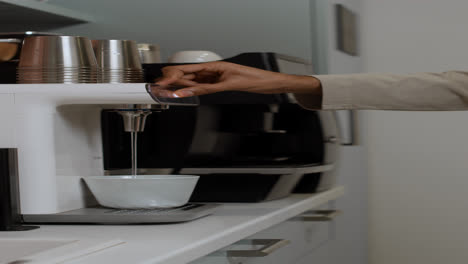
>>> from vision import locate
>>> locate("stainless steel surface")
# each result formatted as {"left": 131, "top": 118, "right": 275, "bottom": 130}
{"left": 19, "top": 36, "right": 97, "bottom": 68}
{"left": 114, "top": 104, "right": 160, "bottom": 175}
{"left": 111, "top": 104, "right": 161, "bottom": 110}
{"left": 0, "top": 32, "right": 61, "bottom": 63}
{"left": 130, "top": 131, "right": 138, "bottom": 175}
{"left": 0, "top": 39, "right": 21, "bottom": 62}
{"left": 0, "top": 31, "right": 60, "bottom": 37}
{"left": 17, "top": 36, "right": 99, "bottom": 83}
{"left": 265, "top": 173, "right": 304, "bottom": 201}
{"left": 117, "top": 109, "right": 152, "bottom": 132}
{"left": 22, "top": 204, "right": 219, "bottom": 224}
{"left": 115, "top": 105, "right": 154, "bottom": 176}
{"left": 180, "top": 164, "right": 334, "bottom": 175}
{"left": 291, "top": 210, "right": 341, "bottom": 221}
{"left": 137, "top": 43, "right": 161, "bottom": 63}
{"left": 92, "top": 39, "right": 144, "bottom": 83}
{"left": 181, "top": 164, "right": 334, "bottom": 202}
{"left": 110, "top": 104, "right": 166, "bottom": 133}
{"left": 209, "top": 239, "right": 290, "bottom": 257}
{"left": 17, "top": 72, "right": 99, "bottom": 83}
{"left": 0, "top": 39, "right": 21, "bottom": 43}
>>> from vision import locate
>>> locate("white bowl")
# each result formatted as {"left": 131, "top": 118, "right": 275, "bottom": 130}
{"left": 168, "top": 50, "right": 222, "bottom": 63}
{"left": 83, "top": 175, "right": 199, "bottom": 209}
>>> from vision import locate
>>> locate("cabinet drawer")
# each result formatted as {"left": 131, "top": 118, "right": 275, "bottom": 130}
{"left": 190, "top": 239, "right": 290, "bottom": 264}
{"left": 243, "top": 214, "right": 332, "bottom": 264}
{"left": 191, "top": 210, "right": 338, "bottom": 264}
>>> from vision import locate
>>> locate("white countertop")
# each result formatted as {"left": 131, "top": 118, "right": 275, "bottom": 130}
{"left": 0, "top": 186, "right": 344, "bottom": 264}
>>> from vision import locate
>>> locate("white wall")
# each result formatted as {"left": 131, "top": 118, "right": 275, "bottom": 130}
{"left": 360, "top": 1, "right": 468, "bottom": 263}
{"left": 49, "top": 0, "right": 313, "bottom": 62}
{"left": 324, "top": 0, "right": 363, "bottom": 75}
{"left": 321, "top": 1, "right": 368, "bottom": 264}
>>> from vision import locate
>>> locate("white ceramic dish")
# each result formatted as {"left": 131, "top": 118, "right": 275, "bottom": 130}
{"left": 168, "top": 50, "right": 222, "bottom": 63}
{"left": 83, "top": 175, "right": 199, "bottom": 209}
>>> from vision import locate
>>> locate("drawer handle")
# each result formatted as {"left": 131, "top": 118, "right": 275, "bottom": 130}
{"left": 325, "top": 136, "right": 338, "bottom": 143}
{"left": 296, "top": 210, "right": 341, "bottom": 221}
{"left": 226, "top": 239, "right": 290, "bottom": 257}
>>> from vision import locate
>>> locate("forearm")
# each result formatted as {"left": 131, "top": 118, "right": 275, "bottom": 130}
{"left": 294, "top": 71, "right": 468, "bottom": 111}
{"left": 281, "top": 74, "right": 322, "bottom": 109}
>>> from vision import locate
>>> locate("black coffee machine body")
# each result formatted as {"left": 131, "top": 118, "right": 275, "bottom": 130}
{"left": 101, "top": 53, "right": 340, "bottom": 202}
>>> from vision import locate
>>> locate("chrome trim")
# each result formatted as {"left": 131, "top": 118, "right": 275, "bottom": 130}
{"left": 325, "top": 136, "right": 338, "bottom": 143}
{"left": 0, "top": 38, "right": 21, "bottom": 43}
{"left": 292, "top": 210, "right": 341, "bottom": 222}
{"left": 209, "top": 239, "right": 290, "bottom": 258}
{"left": 275, "top": 53, "right": 312, "bottom": 65}
{"left": 180, "top": 164, "right": 334, "bottom": 175}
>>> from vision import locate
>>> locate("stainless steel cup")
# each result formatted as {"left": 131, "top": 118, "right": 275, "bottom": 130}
{"left": 19, "top": 36, "right": 98, "bottom": 68}
{"left": 92, "top": 39, "right": 144, "bottom": 83}
{"left": 137, "top": 43, "right": 161, "bottom": 63}
{"left": 0, "top": 32, "right": 61, "bottom": 62}
{"left": 17, "top": 36, "right": 99, "bottom": 84}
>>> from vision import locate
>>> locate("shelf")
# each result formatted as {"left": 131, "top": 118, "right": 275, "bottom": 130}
{"left": 0, "top": 0, "right": 93, "bottom": 31}
{"left": 0, "top": 187, "right": 344, "bottom": 264}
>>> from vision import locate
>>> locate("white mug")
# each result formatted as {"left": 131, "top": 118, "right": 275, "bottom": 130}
{"left": 168, "top": 50, "right": 222, "bottom": 63}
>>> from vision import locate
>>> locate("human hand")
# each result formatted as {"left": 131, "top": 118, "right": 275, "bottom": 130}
{"left": 155, "top": 61, "right": 322, "bottom": 98}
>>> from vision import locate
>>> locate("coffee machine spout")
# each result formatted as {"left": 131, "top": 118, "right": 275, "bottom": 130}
{"left": 118, "top": 110, "right": 151, "bottom": 133}
{"left": 115, "top": 104, "right": 168, "bottom": 132}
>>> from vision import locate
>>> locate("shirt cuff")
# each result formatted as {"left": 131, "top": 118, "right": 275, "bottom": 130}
{"left": 293, "top": 74, "right": 353, "bottom": 110}
{"left": 315, "top": 74, "right": 353, "bottom": 110}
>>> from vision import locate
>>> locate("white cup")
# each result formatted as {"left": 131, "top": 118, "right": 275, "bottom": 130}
{"left": 168, "top": 50, "right": 222, "bottom": 63}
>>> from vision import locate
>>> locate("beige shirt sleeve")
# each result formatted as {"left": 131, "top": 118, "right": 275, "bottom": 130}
{"left": 294, "top": 71, "right": 468, "bottom": 111}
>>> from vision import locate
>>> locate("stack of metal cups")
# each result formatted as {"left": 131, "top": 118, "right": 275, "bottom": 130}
{"left": 17, "top": 36, "right": 100, "bottom": 84}
{"left": 92, "top": 40, "right": 144, "bottom": 83}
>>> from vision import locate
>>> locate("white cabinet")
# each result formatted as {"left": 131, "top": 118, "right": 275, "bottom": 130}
{"left": 190, "top": 209, "right": 338, "bottom": 264}
{"left": 191, "top": 146, "right": 367, "bottom": 264}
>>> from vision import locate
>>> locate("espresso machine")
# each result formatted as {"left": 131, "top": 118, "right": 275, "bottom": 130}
{"left": 104, "top": 52, "right": 340, "bottom": 202}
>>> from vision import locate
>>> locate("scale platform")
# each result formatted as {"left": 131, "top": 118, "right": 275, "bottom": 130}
{"left": 21, "top": 204, "right": 219, "bottom": 224}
